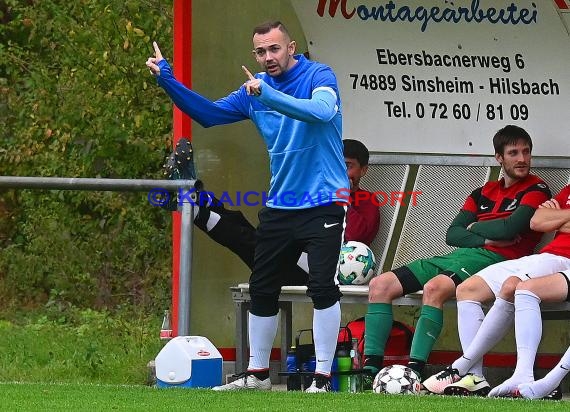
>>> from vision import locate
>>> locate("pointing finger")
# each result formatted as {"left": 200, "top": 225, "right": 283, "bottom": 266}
{"left": 242, "top": 65, "right": 255, "bottom": 80}
{"left": 153, "top": 41, "right": 163, "bottom": 60}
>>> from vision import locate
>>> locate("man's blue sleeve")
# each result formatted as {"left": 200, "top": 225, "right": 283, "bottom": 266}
{"left": 256, "top": 66, "right": 339, "bottom": 123}
{"left": 257, "top": 83, "right": 338, "bottom": 123}
{"left": 156, "top": 60, "right": 248, "bottom": 127}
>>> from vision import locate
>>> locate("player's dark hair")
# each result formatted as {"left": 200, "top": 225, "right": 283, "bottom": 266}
{"left": 343, "top": 139, "right": 369, "bottom": 166}
{"left": 253, "top": 21, "right": 290, "bottom": 38}
{"left": 493, "top": 125, "right": 533, "bottom": 155}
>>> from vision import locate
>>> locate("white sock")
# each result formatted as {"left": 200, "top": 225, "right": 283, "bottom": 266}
{"left": 247, "top": 313, "right": 278, "bottom": 370}
{"left": 488, "top": 291, "right": 540, "bottom": 397}
{"left": 192, "top": 193, "right": 219, "bottom": 232}
{"left": 512, "top": 290, "right": 542, "bottom": 377}
{"left": 205, "top": 211, "right": 220, "bottom": 231}
{"left": 518, "top": 345, "right": 570, "bottom": 399}
{"left": 192, "top": 204, "right": 201, "bottom": 220}
{"left": 455, "top": 298, "right": 514, "bottom": 377}
{"left": 313, "top": 302, "right": 341, "bottom": 375}
{"left": 190, "top": 192, "right": 207, "bottom": 218}
{"left": 453, "top": 300, "right": 485, "bottom": 376}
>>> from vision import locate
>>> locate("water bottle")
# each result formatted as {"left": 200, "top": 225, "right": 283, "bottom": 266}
{"left": 160, "top": 309, "right": 172, "bottom": 340}
{"left": 286, "top": 347, "right": 302, "bottom": 391}
{"left": 336, "top": 348, "right": 352, "bottom": 392}
{"left": 350, "top": 338, "right": 362, "bottom": 392}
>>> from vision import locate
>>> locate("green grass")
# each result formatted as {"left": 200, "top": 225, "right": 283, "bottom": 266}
{"left": 0, "top": 310, "right": 162, "bottom": 384}
{"left": 0, "top": 383, "right": 567, "bottom": 411}
{"left": 0, "top": 311, "right": 567, "bottom": 410}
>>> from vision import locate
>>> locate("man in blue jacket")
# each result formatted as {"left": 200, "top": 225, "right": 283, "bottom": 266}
{"left": 147, "top": 20, "right": 348, "bottom": 392}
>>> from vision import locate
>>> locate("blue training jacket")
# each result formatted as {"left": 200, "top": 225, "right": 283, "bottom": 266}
{"left": 155, "top": 54, "right": 349, "bottom": 209}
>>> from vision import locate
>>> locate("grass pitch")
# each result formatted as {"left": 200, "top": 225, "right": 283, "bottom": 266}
{"left": 0, "top": 382, "right": 567, "bottom": 411}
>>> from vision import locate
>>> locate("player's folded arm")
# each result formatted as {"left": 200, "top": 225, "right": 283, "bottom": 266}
{"left": 446, "top": 210, "right": 486, "bottom": 248}
{"left": 468, "top": 205, "right": 536, "bottom": 240}
{"left": 531, "top": 206, "right": 570, "bottom": 233}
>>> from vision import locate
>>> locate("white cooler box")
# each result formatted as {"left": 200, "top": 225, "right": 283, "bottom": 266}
{"left": 155, "top": 336, "right": 222, "bottom": 388}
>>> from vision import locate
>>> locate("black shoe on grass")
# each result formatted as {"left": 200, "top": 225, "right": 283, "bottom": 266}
{"left": 542, "top": 385, "right": 562, "bottom": 401}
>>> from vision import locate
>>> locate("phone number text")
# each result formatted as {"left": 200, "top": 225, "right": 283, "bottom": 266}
{"left": 384, "top": 101, "right": 529, "bottom": 121}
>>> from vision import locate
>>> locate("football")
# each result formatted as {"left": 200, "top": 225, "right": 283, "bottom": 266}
{"left": 372, "top": 364, "right": 421, "bottom": 395}
{"left": 337, "top": 241, "right": 376, "bottom": 285}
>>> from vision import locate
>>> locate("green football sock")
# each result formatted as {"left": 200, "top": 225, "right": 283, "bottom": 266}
{"left": 364, "top": 303, "right": 393, "bottom": 361}
{"left": 409, "top": 305, "right": 443, "bottom": 362}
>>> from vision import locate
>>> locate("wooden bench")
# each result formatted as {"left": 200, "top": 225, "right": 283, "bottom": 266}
{"left": 231, "top": 154, "right": 570, "bottom": 372}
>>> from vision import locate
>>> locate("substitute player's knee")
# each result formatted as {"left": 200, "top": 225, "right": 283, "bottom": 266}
{"left": 498, "top": 276, "right": 522, "bottom": 302}
{"left": 368, "top": 273, "right": 399, "bottom": 301}
{"left": 456, "top": 276, "right": 483, "bottom": 300}
{"left": 422, "top": 275, "right": 455, "bottom": 306}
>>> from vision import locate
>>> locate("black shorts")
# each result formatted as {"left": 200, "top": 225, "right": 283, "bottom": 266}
{"left": 195, "top": 207, "right": 308, "bottom": 286}
{"left": 249, "top": 203, "right": 346, "bottom": 315}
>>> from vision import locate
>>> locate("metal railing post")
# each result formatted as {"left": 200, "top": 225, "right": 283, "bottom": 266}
{"left": 177, "top": 195, "right": 194, "bottom": 336}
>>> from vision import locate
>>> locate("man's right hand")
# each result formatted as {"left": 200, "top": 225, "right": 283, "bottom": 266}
{"left": 538, "top": 198, "right": 560, "bottom": 209}
{"left": 146, "top": 41, "right": 164, "bottom": 76}
{"left": 242, "top": 65, "right": 262, "bottom": 96}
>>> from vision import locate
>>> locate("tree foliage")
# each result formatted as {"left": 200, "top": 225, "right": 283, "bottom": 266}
{"left": 0, "top": 0, "right": 176, "bottom": 314}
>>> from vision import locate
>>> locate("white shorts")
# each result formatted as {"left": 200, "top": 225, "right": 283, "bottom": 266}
{"left": 475, "top": 253, "right": 570, "bottom": 296}
{"left": 561, "top": 269, "right": 570, "bottom": 301}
